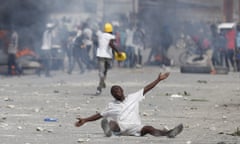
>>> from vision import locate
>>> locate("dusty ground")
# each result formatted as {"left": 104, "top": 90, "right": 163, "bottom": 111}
{"left": 0, "top": 66, "right": 240, "bottom": 144}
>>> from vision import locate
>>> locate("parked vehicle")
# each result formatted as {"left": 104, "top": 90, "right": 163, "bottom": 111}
{"left": 0, "top": 48, "right": 41, "bottom": 75}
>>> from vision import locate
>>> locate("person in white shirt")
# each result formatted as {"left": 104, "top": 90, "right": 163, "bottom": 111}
{"left": 125, "top": 26, "right": 136, "bottom": 68}
{"left": 83, "top": 26, "right": 93, "bottom": 54}
{"left": 37, "top": 23, "right": 54, "bottom": 77}
{"left": 95, "top": 23, "right": 121, "bottom": 95}
{"left": 7, "top": 28, "right": 22, "bottom": 75}
{"left": 133, "top": 24, "right": 145, "bottom": 68}
{"left": 75, "top": 72, "right": 183, "bottom": 138}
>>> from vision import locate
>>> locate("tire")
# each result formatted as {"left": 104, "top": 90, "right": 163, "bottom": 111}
{"left": 180, "top": 65, "right": 211, "bottom": 74}
{"left": 215, "top": 66, "right": 229, "bottom": 74}
{"left": 179, "top": 52, "right": 188, "bottom": 65}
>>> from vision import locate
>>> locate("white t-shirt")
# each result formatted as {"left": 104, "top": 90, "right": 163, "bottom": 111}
{"left": 101, "top": 89, "right": 145, "bottom": 135}
{"left": 8, "top": 31, "right": 18, "bottom": 54}
{"left": 41, "top": 30, "right": 52, "bottom": 50}
{"left": 83, "top": 28, "right": 93, "bottom": 46}
{"left": 126, "top": 28, "right": 135, "bottom": 47}
{"left": 96, "top": 31, "right": 115, "bottom": 59}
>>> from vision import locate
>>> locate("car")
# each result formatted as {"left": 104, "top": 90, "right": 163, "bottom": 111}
{"left": 0, "top": 48, "right": 41, "bottom": 75}
{"left": 0, "top": 49, "right": 8, "bottom": 65}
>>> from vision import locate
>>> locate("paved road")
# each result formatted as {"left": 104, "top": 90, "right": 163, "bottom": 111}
{"left": 0, "top": 66, "right": 239, "bottom": 144}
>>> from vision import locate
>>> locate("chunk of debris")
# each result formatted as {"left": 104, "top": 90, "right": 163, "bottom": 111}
{"left": 197, "top": 80, "right": 207, "bottom": 84}
{"left": 36, "top": 127, "right": 44, "bottom": 132}
{"left": 4, "top": 97, "right": 13, "bottom": 101}
{"left": 53, "top": 90, "right": 59, "bottom": 93}
{"left": 217, "top": 142, "right": 226, "bottom": 144}
{"left": 77, "top": 138, "right": 90, "bottom": 143}
{"left": 17, "top": 126, "right": 23, "bottom": 130}
{"left": 190, "top": 99, "right": 208, "bottom": 102}
{"left": 171, "top": 94, "right": 183, "bottom": 98}
{"left": 6, "top": 105, "right": 15, "bottom": 109}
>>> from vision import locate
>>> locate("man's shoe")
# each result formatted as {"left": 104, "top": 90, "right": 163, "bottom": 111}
{"left": 167, "top": 124, "right": 183, "bottom": 138}
{"left": 95, "top": 87, "right": 102, "bottom": 96}
{"left": 101, "top": 119, "right": 112, "bottom": 137}
{"left": 210, "top": 69, "right": 216, "bottom": 75}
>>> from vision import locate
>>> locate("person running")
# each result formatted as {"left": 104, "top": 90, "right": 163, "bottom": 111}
{"left": 75, "top": 72, "right": 183, "bottom": 138}
{"left": 95, "top": 23, "right": 121, "bottom": 95}
{"left": 67, "top": 31, "right": 86, "bottom": 74}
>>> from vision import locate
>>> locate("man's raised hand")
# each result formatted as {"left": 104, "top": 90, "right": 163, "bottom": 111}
{"left": 158, "top": 72, "right": 170, "bottom": 81}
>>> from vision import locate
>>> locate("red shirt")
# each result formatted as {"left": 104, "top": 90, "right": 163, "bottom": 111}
{"left": 226, "top": 29, "right": 236, "bottom": 50}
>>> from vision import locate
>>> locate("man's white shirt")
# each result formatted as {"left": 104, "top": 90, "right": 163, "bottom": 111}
{"left": 96, "top": 31, "right": 115, "bottom": 59}
{"left": 101, "top": 89, "right": 145, "bottom": 128}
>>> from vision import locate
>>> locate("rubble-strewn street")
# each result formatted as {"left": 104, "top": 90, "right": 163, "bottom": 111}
{"left": 0, "top": 66, "right": 239, "bottom": 144}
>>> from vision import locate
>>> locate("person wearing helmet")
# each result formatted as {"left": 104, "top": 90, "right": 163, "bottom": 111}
{"left": 95, "top": 22, "right": 121, "bottom": 95}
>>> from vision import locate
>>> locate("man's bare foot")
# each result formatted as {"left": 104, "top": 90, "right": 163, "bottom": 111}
{"left": 167, "top": 123, "right": 183, "bottom": 138}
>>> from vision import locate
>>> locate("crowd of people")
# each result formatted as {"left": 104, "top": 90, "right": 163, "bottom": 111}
{"left": 176, "top": 21, "right": 240, "bottom": 73}
{"left": 3, "top": 16, "right": 240, "bottom": 78}
{"left": 34, "top": 17, "right": 149, "bottom": 77}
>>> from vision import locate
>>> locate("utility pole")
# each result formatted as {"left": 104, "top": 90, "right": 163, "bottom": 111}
{"left": 223, "top": 0, "right": 234, "bottom": 22}
{"left": 239, "top": 0, "right": 240, "bottom": 22}
{"left": 131, "top": 0, "right": 138, "bottom": 26}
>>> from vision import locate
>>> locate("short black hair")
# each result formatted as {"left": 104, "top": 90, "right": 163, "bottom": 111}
{"left": 110, "top": 85, "right": 120, "bottom": 95}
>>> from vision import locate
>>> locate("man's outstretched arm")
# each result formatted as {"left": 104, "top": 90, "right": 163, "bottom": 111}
{"left": 143, "top": 72, "right": 170, "bottom": 95}
{"left": 75, "top": 113, "right": 102, "bottom": 127}
{"left": 109, "top": 39, "right": 122, "bottom": 56}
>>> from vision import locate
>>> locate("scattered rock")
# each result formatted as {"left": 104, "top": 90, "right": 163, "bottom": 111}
{"left": 17, "top": 126, "right": 23, "bottom": 130}
{"left": 77, "top": 138, "right": 90, "bottom": 143}
{"left": 6, "top": 105, "right": 15, "bottom": 109}
{"left": 0, "top": 123, "right": 9, "bottom": 128}
{"left": 210, "top": 126, "right": 216, "bottom": 131}
{"left": 171, "top": 94, "right": 183, "bottom": 98}
{"left": 217, "top": 142, "right": 226, "bottom": 144}
{"left": 142, "top": 112, "right": 148, "bottom": 116}
{"left": 190, "top": 99, "right": 208, "bottom": 102}
{"left": 167, "top": 91, "right": 191, "bottom": 99}
{"left": 46, "top": 129, "right": 54, "bottom": 133}
{"left": 222, "top": 115, "right": 227, "bottom": 120}
{"left": 36, "top": 127, "right": 44, "bottom": 132}
{"left": 34, "top": 108, "right": 40, "bottom": 113}
{"left": 183, "top": 91, "right": 191, "bottom": 96}
{"left": 190, "top": 107, "right": 198, "bottom": 110}
{"left": 53, "top": 90, "right": 59, "bottom": 93}
{"left": 1, "top": 116, "right": 7, "bottom": 121}
{"left": 4, "top": 97, "right": 13, "bottom": 101}
{"left": 197, "top": 80, "right": 207, "bottom": 84}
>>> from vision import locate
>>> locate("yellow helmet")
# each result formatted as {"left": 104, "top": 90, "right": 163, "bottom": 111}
{"left": 104, "top": 23, "right": 113, "bottom": 33}
{"left": 114, "top": 52, "right": 127, "bottom": 61}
